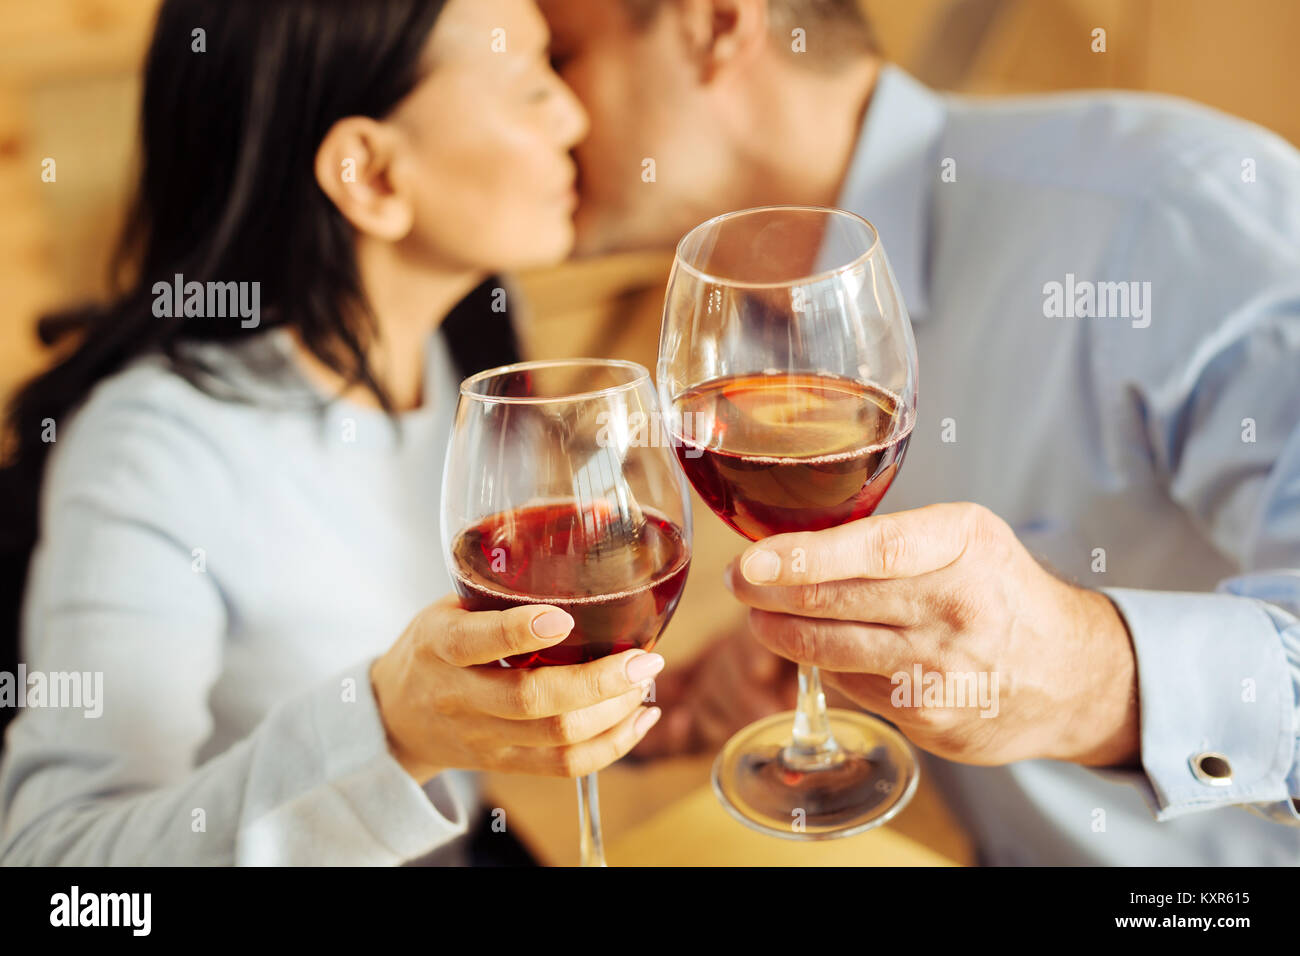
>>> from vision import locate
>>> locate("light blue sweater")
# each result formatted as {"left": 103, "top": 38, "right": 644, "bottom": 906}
{"left": 1, "top": 328, "right": 480, "bottom": 864}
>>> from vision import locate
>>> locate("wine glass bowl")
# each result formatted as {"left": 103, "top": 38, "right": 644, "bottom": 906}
{"left": 669, "top": 372, "right": 911, "bottom": 541}
{"left": 442, "top": 358, "right": 693, "bottom": 865}
{"left": 658, "top": 205, "right": 920, "bottom": 840}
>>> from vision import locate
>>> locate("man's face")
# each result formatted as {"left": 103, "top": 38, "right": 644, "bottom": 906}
{"left": 541, "top": 0, "right": 740, "bottom": 256}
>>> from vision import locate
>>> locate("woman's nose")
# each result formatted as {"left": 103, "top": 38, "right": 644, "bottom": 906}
{"left": 553, "top": 79, "right": 590, "bottom": 150}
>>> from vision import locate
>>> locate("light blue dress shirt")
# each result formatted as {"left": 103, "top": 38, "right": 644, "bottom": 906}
{"left": 836, "top": 66, "right": 1300, "bottom": 864}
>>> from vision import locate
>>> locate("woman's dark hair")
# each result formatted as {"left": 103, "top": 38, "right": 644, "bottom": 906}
{"left": 0, "top": 0, "right": 519, "bottom": 731}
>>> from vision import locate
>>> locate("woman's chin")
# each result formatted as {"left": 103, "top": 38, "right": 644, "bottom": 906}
{"left": 502, "top": 220, "right": 578, "bottom": 271}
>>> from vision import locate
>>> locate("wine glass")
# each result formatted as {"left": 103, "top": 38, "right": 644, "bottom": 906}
{"left": 657, "top": 205, "right": 919, "bottom": 840}
{"left": 441, "top": 358, "right": 693, "bottom": 866}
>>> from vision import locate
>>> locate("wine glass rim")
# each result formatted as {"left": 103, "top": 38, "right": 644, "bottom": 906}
{"left": 458, "top": 357, "right": 652, "bottom": 405}
{"left": 672, "top": 204, "right": 881, "bottom": 289}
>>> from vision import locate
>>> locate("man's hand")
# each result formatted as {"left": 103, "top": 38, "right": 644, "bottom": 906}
{"left": 723, "top": 502, "right": 1141, "bottom": 768}
{"left": 632, "top": 624, "right": 798, "bottom": 759}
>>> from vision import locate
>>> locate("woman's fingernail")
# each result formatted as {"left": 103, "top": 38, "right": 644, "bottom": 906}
{"left": 722, "top": 563, "right": 735, "bottom": 590}
{"left": 531, "top": 609, "right": 573, "bottom": 639}
{"left": 742, "top": 549, "right": 780, "bottom": 583}
{"left": 625, "top": 651, "right": 665, "bottom": 683}
{"left": 635, "top": 707, "right": 662, "bottom": 735}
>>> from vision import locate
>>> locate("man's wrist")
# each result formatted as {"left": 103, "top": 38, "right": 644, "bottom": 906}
{"left": 1058, "top": 587, "right": 1141, "bottom": 767}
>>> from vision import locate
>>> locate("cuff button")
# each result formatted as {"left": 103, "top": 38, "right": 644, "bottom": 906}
{"left": 1190, "top": 752, "right": 1233, "bottom": 786}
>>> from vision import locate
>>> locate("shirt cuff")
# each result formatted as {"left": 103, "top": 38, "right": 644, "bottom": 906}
{"left": 239, "top": 658, "right": 472, "bottom": 864}
{"left": 1098, "top": 588, "right": 1299, "bottom": 823}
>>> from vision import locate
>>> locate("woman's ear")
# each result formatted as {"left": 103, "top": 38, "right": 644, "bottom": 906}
{"left": 314, "top": 117, "right": 415, "bottom": 241}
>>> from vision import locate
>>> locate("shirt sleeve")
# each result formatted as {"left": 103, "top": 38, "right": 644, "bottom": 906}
{"left": 0, "top": 390, "right": 471, "bottom": 864}
{"left": 1092, "top": 131, "right": 1300, "bottom": 824}
{"left": 1098, "top": 586, "right": 1300, "bottom": 824}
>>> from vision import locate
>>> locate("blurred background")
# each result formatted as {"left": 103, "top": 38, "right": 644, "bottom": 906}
{"left": 2, "top": 0, "right": 1297, "bottom": 864}
{"left": 3, "top": 0, "right": 1297, "bottom": 400}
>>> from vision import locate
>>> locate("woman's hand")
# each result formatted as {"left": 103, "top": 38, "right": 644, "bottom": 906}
{"left": 370, "top": 595, "right": 665, "bottom": 782}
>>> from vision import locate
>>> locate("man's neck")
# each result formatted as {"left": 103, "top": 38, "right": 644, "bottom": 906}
{"left": 733, "top": 56, "right": 881, "bottom": 209}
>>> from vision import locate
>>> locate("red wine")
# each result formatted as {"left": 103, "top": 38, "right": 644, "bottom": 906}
{"left": 450, "top": 502, "right": 690, "bottom": 668}
{"left": 672, "top": 373, "right": 911, "bottom": 540}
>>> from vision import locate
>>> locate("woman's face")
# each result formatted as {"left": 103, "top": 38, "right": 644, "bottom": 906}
{"left": 389, "top": 0, "right": 588, "bottom": 272}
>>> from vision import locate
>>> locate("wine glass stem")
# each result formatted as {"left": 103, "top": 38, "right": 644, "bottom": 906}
{"left": 784, "top": 664, "right": 843, "bottom": 771}
{"left": 576, "top": 773, "right": 607, "bottom": 867}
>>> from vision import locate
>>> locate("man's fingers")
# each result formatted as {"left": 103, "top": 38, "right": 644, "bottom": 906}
{"left": 631, "top": 703, "right": 695, "bottom": 758}
{"left": 737, "top": 502, "right": 987, "bottom": 585}
{"left": 692, "top": 692, "right": 741, "bottom": 747}
{"left": 746, "top": 609, "right": 912, "bottom": 676}
{"left": 498, "top": 705, "right": 663, "bottom": 777}
{"left": 419, "top": 595, "right": 575, "bottom": 667}
{"left": 457, "top": 647, "right": 662, "bottom": 718}
{"left": 742, "top": 637, "right": 790, "bottom": 682}
{"left": 725, "top": 562, "right": 924, "bottom": 625}
{"left": 821, "top": 671, "right": 901, "bottom": 716}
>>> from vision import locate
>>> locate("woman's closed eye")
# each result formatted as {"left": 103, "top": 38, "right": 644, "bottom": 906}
{"left": 523, "top": 59, "right": 562, "bottom": 103}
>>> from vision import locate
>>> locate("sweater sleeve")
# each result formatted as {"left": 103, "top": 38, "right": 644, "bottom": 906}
{"left": 0, "top": 385, "right": 471, "bottom": 864}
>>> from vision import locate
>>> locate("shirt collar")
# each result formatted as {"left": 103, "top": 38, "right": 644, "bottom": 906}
{"left": 834, "top": 65, "right": 947, "bottom": 321}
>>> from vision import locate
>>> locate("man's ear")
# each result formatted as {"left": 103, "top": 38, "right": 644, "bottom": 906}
{"left": 679, "top": 0, "right": 769, "bottom": 82}
{"left": 314, "top": 116, "right": 414, "bottom": 241}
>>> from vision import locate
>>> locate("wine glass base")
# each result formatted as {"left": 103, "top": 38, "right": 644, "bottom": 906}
{"left": 711, "top": 709, "right": 919, "bottom": 841}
